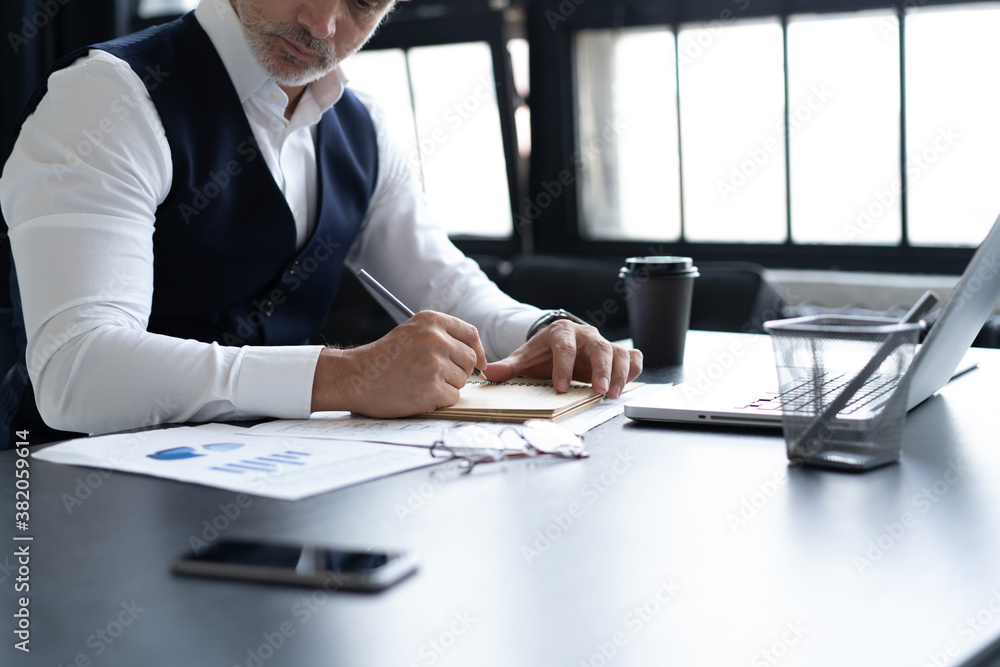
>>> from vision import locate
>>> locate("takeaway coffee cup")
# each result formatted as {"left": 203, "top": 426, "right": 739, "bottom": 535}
{"left": 619, "top": 256, "right": 699, "bottom": 367}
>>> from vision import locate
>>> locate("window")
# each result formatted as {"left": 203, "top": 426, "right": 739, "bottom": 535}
{"left": 575, "top": 27, "right": 681, "bottom": 241}
{"left": 530, "top": 0, "right": 1000, "bottom": 272}
{"left": 905, "top": 3, "right": 1000, "bottom": 247}
{"left": 570, "top": 2, "right": 1000, "bottom": 252}
{"left": 678, "top": 18, "right": 786, "bottom": 244}
{"left": 137, "top": 0, "right": 196, "bottom": 18}
{"left": 787, "top": 10, "right": 900, "bottom": 245}
{"left": 348, "top": 42, "right": 514, "bottom": 238}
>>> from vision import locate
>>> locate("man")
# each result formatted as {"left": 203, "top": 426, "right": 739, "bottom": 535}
{"left": 0, "top": 0, "right": 641, "bottom": 446}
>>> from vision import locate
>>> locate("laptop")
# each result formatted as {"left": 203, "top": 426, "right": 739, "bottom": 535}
{"left": 625, "top": 211, "right": 1000, "bottom": 427}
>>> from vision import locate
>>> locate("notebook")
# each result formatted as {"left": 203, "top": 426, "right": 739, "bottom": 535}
{"left": 422, "top": 377, "right": 643, "bottom": 423}
{"left": 625, "top": 211, "right": 1000, "bottom": 427}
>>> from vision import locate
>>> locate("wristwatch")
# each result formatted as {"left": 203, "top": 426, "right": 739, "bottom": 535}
{"left": 527, "top": 309, "right": 588, "bottom": 340}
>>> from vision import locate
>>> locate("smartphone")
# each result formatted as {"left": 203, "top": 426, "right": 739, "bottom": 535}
{"left": 172, "top": 539, "right": 417, "bottom": 591}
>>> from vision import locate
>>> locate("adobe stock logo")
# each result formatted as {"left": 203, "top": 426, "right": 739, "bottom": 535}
{"left": 844, "top": 126, "right": 959, "bottom": 241}
{"left": 512, "top": 118, "right": 627, "bottom": 234}
{"left": 715, "top": 84, "right": 834, "bottom": 203}
{"left": 545, "top": 0, "right": 586, "bottom": 30}
{"left": 179, "top": 134, "right": 260, "bottom": 224}
{"left": 51, "top": 63, "right": 170, "bottom": 182}
{"left": 7, "top": 0, "right": 72, "bottom": 53}
{"left": 408, "top": 77, "right": 498, "bottom": 169}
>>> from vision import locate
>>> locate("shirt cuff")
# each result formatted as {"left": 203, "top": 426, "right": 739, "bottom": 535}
{"left": 507, "top": 308, "right": 546, "bottom": 349}
{"left": 235, "top": 345, "right": 324, "bottom": 420}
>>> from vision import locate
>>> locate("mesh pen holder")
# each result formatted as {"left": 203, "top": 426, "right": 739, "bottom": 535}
{"left": 763, "top": 315, "right": 925, "bottom": 470}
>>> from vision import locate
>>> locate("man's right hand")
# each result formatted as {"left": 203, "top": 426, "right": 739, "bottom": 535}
{"left": 310, "top": 310, "right": 488, "bottom": 418}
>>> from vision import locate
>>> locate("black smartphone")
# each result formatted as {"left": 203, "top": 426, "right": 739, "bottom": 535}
{"left": 172, "top": 539, "right": 417, "bottom": 591}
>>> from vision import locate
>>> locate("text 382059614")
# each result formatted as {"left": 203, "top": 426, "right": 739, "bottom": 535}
{"left": 13, "top": 429, "right": 32, "bottom": 653}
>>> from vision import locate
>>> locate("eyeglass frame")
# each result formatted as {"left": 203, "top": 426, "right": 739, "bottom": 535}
{"left": 429, "top": 420, "right": 588, "bottom": 472}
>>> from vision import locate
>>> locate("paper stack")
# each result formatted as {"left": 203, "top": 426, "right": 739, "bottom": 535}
{"left": 421, "top": 377, "right": 611, "bottom": 423}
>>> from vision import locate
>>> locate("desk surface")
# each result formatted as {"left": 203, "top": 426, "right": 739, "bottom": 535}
{"left": 4, "top": 330, "right": 1000, "bottom": 667}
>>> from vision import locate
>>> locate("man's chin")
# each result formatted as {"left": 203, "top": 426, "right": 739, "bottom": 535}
{"left": 271, "top": 62, "right": 338, "bottom": 88}
{"left": 275, "top": 73, "right": 319, "bottom": 87}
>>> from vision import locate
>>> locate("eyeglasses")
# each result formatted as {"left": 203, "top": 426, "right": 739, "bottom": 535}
{"left": 430, "top": 420, "right": 588, "bottom": 472}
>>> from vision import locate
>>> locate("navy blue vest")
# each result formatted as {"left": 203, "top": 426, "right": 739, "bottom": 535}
{"left": 1, "top": 13, "right": 378, "bottom": 447}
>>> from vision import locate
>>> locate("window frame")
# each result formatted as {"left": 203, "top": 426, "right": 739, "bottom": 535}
{"left": 526, "top": 0, "right": 988, "bottom": 274}
{"left": 363, "top": 3, "right": 526, "bottom": 257}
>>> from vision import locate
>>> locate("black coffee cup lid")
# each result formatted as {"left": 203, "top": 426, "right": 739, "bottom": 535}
{"left": 623, "top": 256, "right": 697, "bottom": 276}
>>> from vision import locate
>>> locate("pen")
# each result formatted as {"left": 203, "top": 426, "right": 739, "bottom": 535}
{"left": 356, "top": 269, "right": 484, "bottom": 377}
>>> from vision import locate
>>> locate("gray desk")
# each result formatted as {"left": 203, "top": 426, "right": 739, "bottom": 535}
{"left": 4, "top": 330, "right": 1000, "bottom": 666}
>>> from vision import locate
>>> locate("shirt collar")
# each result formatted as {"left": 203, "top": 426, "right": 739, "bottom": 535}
{"left": 194, "top": 0, "right": 346, "bottom": 113}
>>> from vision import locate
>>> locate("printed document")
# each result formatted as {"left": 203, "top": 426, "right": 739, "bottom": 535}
{"left": 31, "top": 424, "right": 435, "bottom": 501}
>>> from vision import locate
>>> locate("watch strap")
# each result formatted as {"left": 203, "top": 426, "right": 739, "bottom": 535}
{"left": 527, "top": 309, "right": 588, "bottom": 340}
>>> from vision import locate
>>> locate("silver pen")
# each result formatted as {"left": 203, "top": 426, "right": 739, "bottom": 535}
{"left": 356, "top": 269, "right": 484, "bottom": 377}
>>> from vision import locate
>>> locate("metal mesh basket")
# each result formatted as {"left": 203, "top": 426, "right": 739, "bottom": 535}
{"left": 763, "top": 315, "right": 924, "bottom": 470}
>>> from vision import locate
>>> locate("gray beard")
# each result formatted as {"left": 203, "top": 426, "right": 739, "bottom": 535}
{"left": 240, "top": 22, "right": 339, "bottom": 87}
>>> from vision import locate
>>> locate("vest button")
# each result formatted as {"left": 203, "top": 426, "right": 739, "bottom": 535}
{"left": 287, "top": 262, "right": 301, "bottom": 277}
{"left": 260, "top": 300, "right": 276, "bottom": 317}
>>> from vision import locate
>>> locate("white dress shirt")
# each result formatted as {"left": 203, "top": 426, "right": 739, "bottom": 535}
{"left": 0, "top": 0, "right": 540, "bottom": 435}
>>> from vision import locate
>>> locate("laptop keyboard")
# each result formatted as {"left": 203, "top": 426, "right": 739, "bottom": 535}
{"left": 739, "top": 372, "right": 898, "bottom": 415}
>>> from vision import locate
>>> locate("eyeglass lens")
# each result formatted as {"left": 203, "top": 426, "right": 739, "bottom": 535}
{"left": 518, "top": 420, "right": 587, "bottom": 458}
{"left": 437, "top": 425, "right": 507, "bottom": 461}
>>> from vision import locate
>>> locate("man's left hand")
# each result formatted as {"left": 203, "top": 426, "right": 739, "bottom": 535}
{"left": 484, "top": 321, "right": 642, "bottom": 399}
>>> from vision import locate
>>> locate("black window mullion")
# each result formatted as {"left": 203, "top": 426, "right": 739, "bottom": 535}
{"left": 673, "top": 23, "right": 686, "bottom": 242}
{"left": 782, "top": 15, "right": 793, "bottom": 246}
{"left": 402, "top": 50, "right": 426, "bottom": 196}
{"left": 898, "top": 5, "right": 911, "bottom": 249}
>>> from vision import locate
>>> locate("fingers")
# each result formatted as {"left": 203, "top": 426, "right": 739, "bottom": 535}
{"left": 312, "top": 311, "right": 488, "bottom": 418}
{"left": 386, "top": 314, "right": 642, "bottom": 405}
{"left": 483, "top": 358, "right": 517, "bottom": 384}
{"left": 604, "top": 348, "right": 642, "bottom": 399}
{"left": 546, "top": 322, "right": 578, "bottom": 393}
{"left": 574, "top": 329, "right": 635, "bottom": 399}
{"left": 402, "top": 310, "right": 485, "bottom": 380}
{"left": 485, "top": 335, "right": 554, "bottom": 383}
{"left": 433, "top": 311, "right": 488, "bottom": 377}
{"left": 627, "top": 349, "right": 644, "bottom": 383}
{"left": 603, "top": 344, "right": 632, "bottom": 399}
{"left": 544, "top": 323, "right": 642, "bottom": 399}
{"left": 585, "top": 337, "right": 615, "bottom": 397}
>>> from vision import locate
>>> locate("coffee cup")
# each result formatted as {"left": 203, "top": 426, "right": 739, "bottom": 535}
{"left": 619, "top": 256, "right": 699, "bottom": 367}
